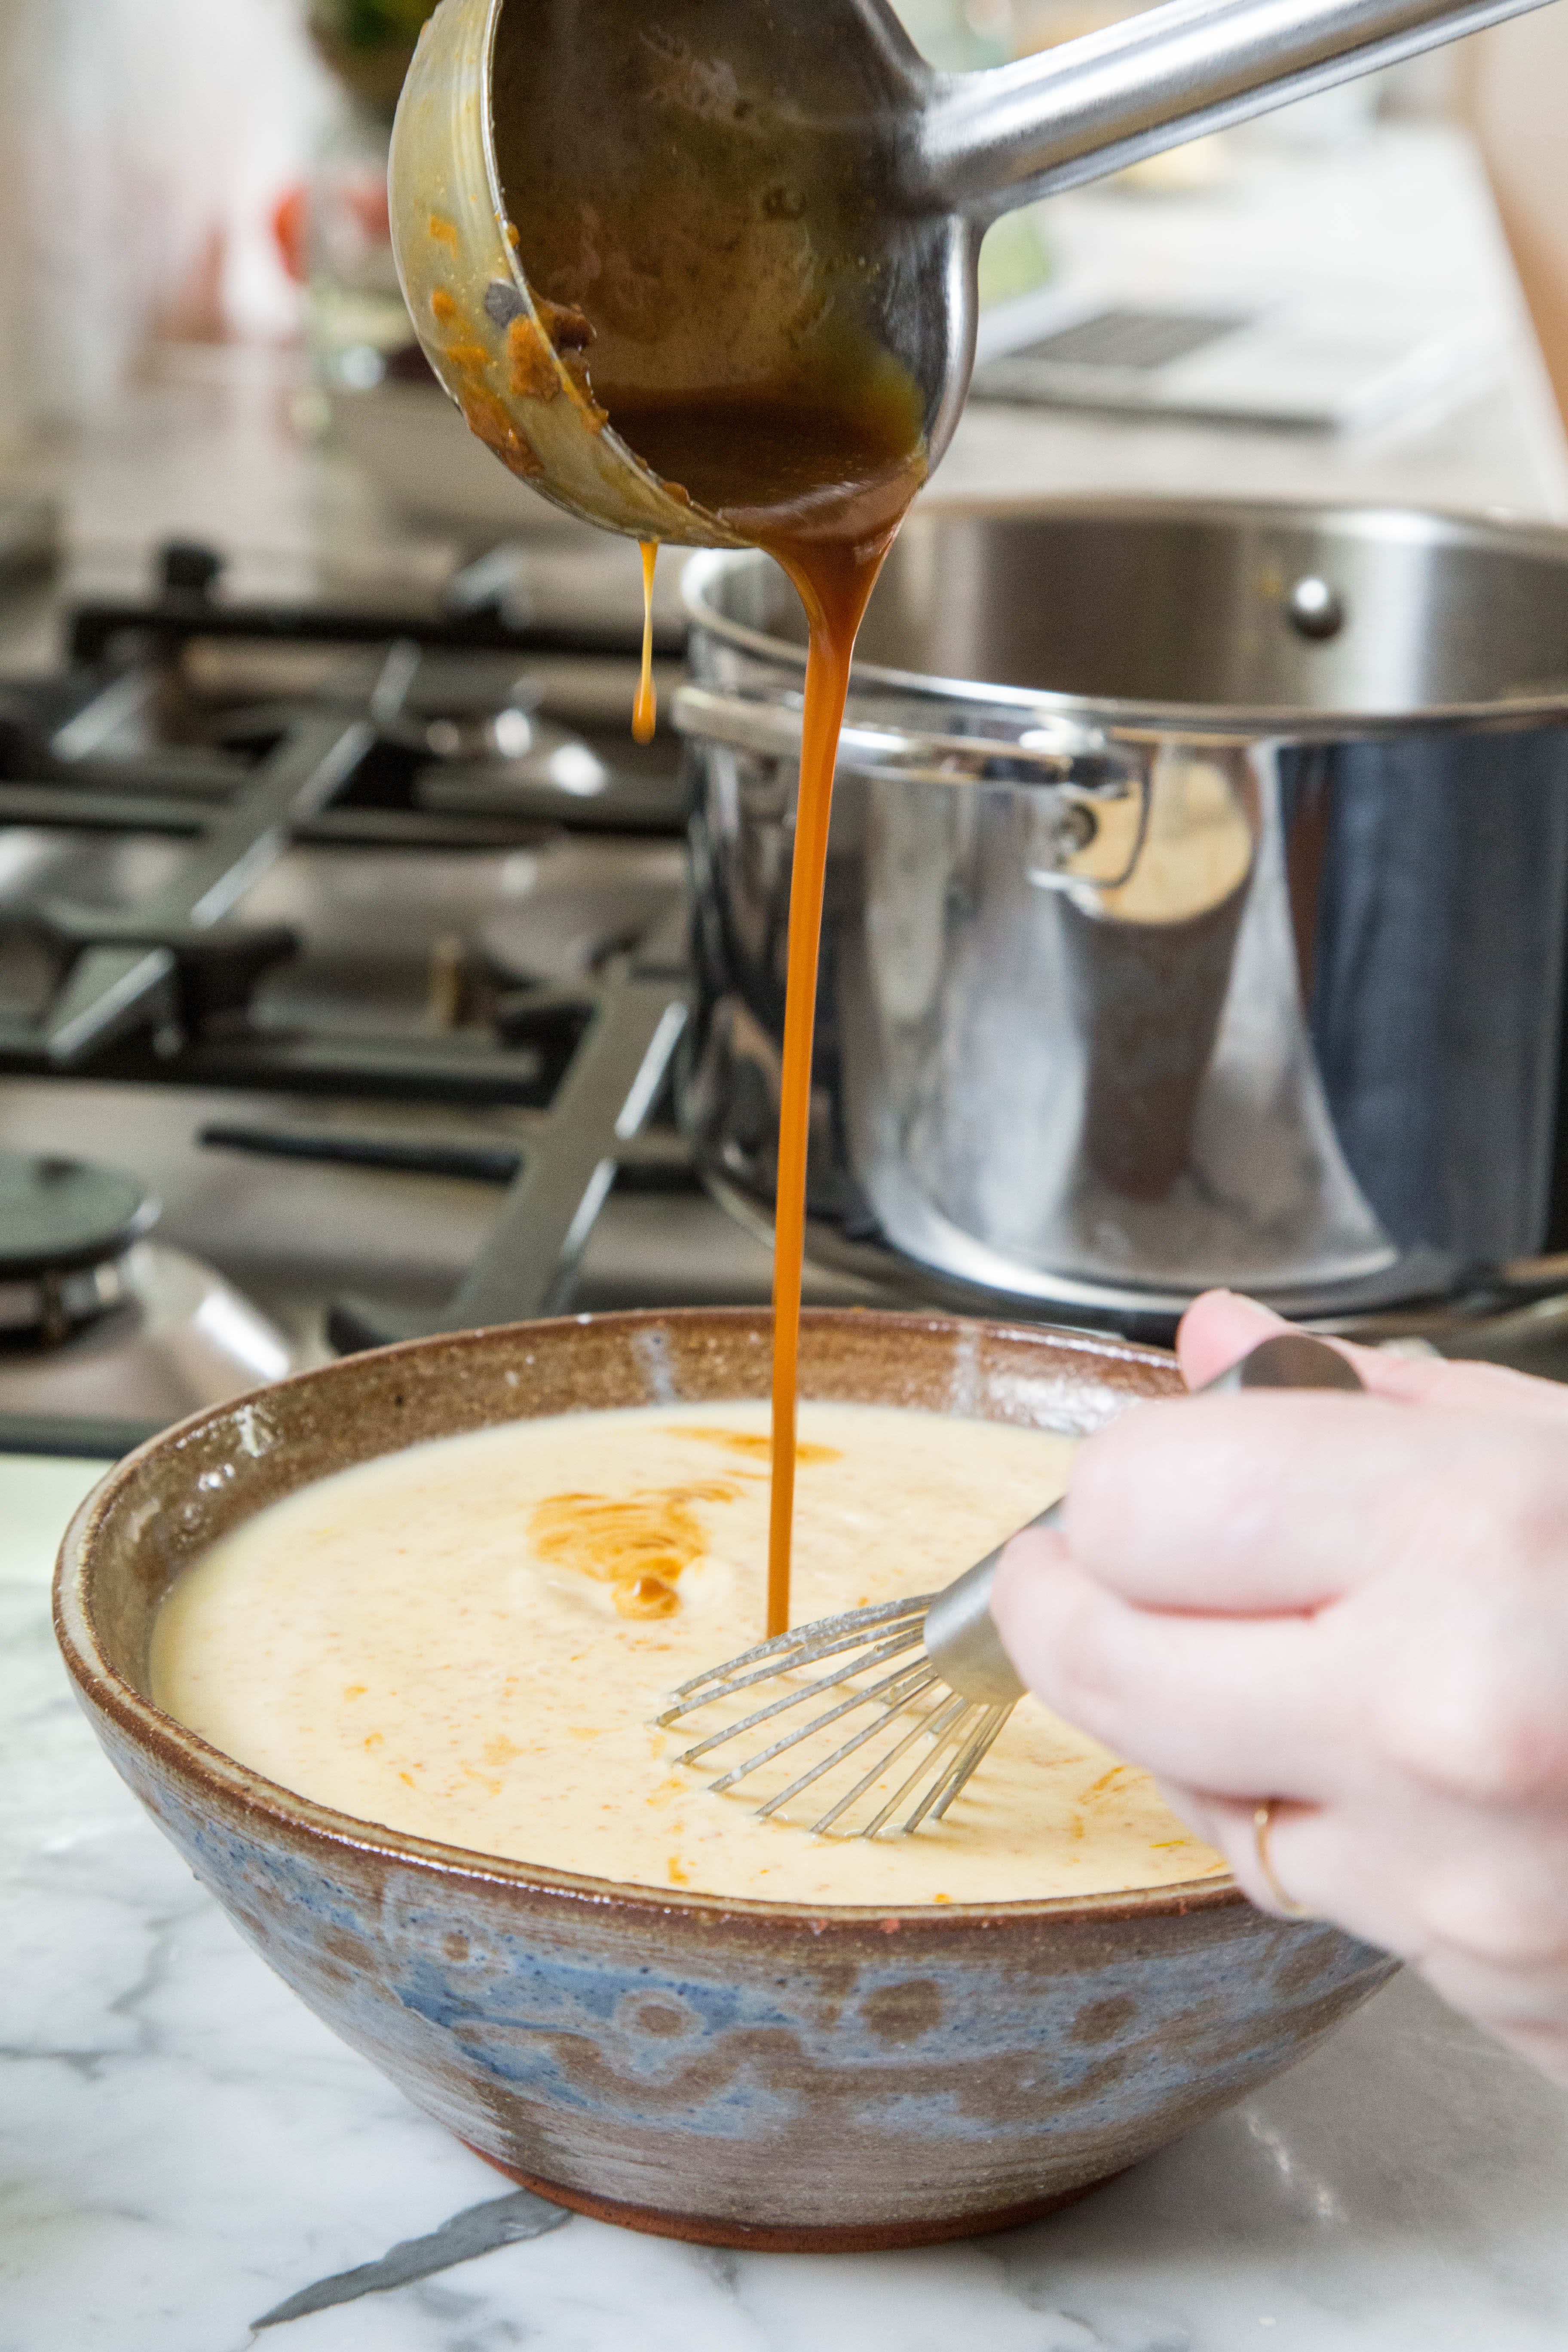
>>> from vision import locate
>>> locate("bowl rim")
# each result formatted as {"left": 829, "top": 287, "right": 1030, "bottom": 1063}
{"left": 54, "top": 1304, "right": 1244, "bottom": 1935}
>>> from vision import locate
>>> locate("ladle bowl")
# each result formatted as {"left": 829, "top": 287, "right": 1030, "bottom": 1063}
{"left": 389, "top": 0, "right": 1553, "bottom": 546}
{"left": 389, "top": 0, "right": 957, "bottom": 548}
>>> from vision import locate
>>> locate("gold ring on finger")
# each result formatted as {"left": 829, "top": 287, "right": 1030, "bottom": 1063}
{"left": 1253, "top": 1800, "right": 1312, "bottom": 1919}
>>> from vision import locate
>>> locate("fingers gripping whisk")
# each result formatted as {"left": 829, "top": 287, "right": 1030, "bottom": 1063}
{"left": 655, "top": 1335, "right": 1365, "bottom": 1842}
{"left": 657, "top": 1598, "right": 1013, "bottom": 1840}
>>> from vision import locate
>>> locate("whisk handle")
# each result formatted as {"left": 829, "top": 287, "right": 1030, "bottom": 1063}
{"left": 922, "top": 1332, "right": 1363, "bottom": 1706}
{"left": 922, "top": 1510, "right": 1056, "bottom": 1706}
{"left": 1201, "top": 1331, "right": 1363, "bottom": 1395}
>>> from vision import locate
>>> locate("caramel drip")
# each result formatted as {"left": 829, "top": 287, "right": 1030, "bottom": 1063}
{"left": 615, "top": 1575, "right": 681, "bottom": 1620}
{"left": 529, "top": 1480, "right": 738, "bottom": 1620}
{"left": 680, "top": 1427, "right": 841, "bottom": 1469}
{"left": 633, "top": 541, "right": 658, "bottom": 745}
{"left": 758, "top": 538, "right": 894, "bottom": 1636}
{"left": 595, "top": 386, "right": 925, "bottom": 1637}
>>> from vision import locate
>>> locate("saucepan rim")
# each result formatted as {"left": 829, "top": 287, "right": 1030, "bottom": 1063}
{"left": 53, "top": 1305, "right": 1244, "bottom": 1936}
{"left": 682, "top": 492, "right": 1568, "bottom": 741}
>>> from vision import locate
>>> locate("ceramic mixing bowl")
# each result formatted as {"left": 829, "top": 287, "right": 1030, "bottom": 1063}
{"left": 55, "top": 1308, "right": 1394, "bottom": 2251}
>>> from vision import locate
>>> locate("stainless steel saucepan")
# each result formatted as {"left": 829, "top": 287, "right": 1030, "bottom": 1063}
{"left": 676, "top": 499, "right": 1568, "bottom": 1329}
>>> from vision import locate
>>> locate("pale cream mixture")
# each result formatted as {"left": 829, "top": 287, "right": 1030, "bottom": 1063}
{"left": 152, "top": 1400, "right": 1225, "bottom": 1905}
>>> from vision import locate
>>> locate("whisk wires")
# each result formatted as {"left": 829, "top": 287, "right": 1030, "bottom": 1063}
{"left": 658, "top": 1597, "right": 1009, "bottom": 1839}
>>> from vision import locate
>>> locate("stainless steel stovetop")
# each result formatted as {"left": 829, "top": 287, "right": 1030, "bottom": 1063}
{"left": 6, "top": 533, "right": 1568, "bottom": 1457}
{"left": 0, "top": 539, "right": 877, "bottom": 1451}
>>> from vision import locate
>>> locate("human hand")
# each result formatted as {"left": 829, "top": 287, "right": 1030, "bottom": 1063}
{"left": 991, "top": 1289, "right": 1568, "bottom": 2084}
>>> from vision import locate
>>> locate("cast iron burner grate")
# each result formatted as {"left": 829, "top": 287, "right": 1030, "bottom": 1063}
{"left": 0, "top": 539, "right": 702, "bottom": 1384}
{"left": 0, "top": 1149, "right": 157, "bottom": 1342}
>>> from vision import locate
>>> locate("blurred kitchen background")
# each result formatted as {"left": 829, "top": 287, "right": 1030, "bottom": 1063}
{"left": 6, "top": 0, "right": 1568, "bottom": 1446}
{"left": 1, "top": 0, "right": 1566, "bottom": 530}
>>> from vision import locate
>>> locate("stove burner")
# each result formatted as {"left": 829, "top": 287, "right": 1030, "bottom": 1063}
{"left": 0, "top": 540, "right": 688, "bottom": 1090}
{"left": 0, "top": 543, "right": 707, "bottom": 1368}
{"left": 3, "top": 529, "right": 1568, "bottom": 1459}
{"left": 0, "top": 1151, "right": 158, "bottom": 1341}
{"left": 331, "top": 641, "right": 609, "bottom": 794}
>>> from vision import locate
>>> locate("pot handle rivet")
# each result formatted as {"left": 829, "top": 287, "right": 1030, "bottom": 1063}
{"left": 1286, "top": 576, "right": 1346, "bottom": 641}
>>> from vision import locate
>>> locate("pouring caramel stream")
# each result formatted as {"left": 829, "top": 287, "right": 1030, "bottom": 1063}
{"left": 633, "top": 541, "right": 659, "bottom": 745}
{"left": 606, "top": 386, "right": 925, "bottom": 1635}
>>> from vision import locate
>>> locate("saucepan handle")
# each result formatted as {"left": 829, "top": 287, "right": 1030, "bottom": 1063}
{"left": 672, "top": 683, "right": 1148, "bottom": 888}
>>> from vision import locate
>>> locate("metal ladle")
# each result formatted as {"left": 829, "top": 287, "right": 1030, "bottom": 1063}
{"left": 389, "top": 0, "right": 1550, "bottom": 549}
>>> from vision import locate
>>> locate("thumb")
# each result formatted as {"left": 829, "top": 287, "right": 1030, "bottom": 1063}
{"left": 1179, "top": 1289, "right": 1568, "bottom": 1426}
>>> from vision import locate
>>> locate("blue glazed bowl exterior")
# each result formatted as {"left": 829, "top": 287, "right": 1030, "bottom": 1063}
{"left": 55, "top": 1308, "right": 1396, "bottom": 2249}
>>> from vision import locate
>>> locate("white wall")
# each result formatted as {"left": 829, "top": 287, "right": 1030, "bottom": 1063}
{"left": 2, "top": 0, "right": 1561, "bottom": 444}
{"left": 0, "top": 0, "right": 328, "bottom": 438}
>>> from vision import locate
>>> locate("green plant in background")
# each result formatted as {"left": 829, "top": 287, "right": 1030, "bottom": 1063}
{"left": 308, "top": 0, "right": 439, "bottom": 116}
{"left": 309, "top": 0, "right": 438, "bottom": 49}
{"left": 977, "top": 209, "right": 1054, "bottom": 308}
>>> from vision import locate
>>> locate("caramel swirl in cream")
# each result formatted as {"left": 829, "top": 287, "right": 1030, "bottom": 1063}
{"left": 152, "top": 1400, "right": 1225, "bottom": 1907}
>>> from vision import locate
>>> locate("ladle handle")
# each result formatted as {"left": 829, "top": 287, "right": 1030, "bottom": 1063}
{"left": 920, "top": 0, "right": 1553, "bottom": 217}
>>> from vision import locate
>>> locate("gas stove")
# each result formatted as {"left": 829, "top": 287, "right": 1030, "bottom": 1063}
{"left": 0, "top": 540, "right": 876, "bottom": 1451}
{"left": 7, "top": 533, "right": 1568, "bottom": 1458}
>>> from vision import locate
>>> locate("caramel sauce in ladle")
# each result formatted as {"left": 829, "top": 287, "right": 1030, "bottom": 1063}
{"left": 609, "top": 381, "right": 926, "bottom": 1638}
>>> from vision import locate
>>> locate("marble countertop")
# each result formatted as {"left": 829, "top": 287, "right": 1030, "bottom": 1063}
{"left": 6, "top": 1480, "right": 1568, "bottom": 2351}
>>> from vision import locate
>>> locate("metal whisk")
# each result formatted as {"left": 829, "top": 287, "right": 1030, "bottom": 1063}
{"left": 658, "top": 1334, "right": 1363, "bottom": 1839}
